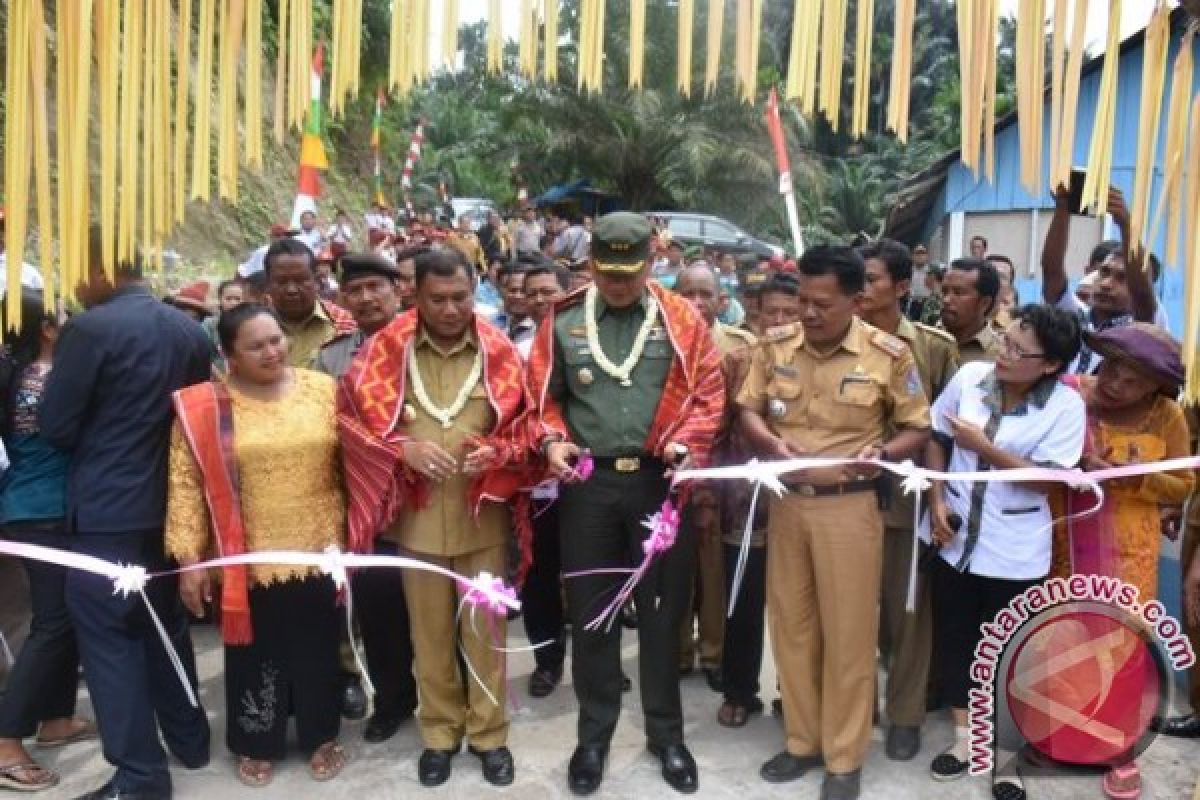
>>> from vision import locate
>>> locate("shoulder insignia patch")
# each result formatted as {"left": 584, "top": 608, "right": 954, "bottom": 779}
{"left": 765, "top": 323, "right": 800, "bottom": 343}
{"left": 568, "top": 326, "right": 587, "bottom": 337}
{"left": 915, "top": 322, "right": 956, "bottom": 344}
{"left": 870, "top": 331, "right": 909, "bottom": 358}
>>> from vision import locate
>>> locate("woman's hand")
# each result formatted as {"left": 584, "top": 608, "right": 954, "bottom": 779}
{"left": 462, "top": 442, "right": 498, "bottom": 474}
{"left": 944, "top": 414, "right": 990, "bottom": 455}
{"left": 546, "top": 441, "right": 583, "bottom": 482}
{"left": 929, "top": 491, "right": 957, "bottom": 548}
{"left": 180, "top": 569, "right": 212, "bottom": 619}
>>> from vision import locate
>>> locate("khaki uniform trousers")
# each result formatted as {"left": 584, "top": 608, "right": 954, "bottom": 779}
{"left": 768, "top": 491, "right": 882, "bottom": 775}
{"left": 878, "top": 526, "right": 933, "bottom": 727}
{"left": 679, "top": 499, "right": 725, "bottom": 670}
{"left": 402, "top": 543, "right": 509, "bottom": 751}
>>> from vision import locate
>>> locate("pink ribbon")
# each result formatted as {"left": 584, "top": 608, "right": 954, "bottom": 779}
{"left": 572, "top": 452, "right": 595, "bottom": 482}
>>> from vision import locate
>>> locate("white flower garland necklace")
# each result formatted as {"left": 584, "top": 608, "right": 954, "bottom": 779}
{"left": 406, "top": 344, "right": 484, "bottom": 429}
{"left": 584, "top": 284, "right": 659, "bottom": 388}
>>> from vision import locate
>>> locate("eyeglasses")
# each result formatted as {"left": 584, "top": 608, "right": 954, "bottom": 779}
{"left": 1000, "top": 334, "right": 1045, "bottom": 360}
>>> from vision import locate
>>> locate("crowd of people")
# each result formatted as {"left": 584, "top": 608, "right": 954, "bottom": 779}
{"left": 0, "top": 188, "right": 1198, "bottom": 800}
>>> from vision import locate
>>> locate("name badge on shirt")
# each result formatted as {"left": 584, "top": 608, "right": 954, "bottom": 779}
{"left": 647, "top": 326, "right": 669, "bottom": 341}
{"left": 772, "top": 365, "right": 799, "bottom": 379}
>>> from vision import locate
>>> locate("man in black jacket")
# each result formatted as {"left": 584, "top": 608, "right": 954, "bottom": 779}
{"left": 41, "top": 231, "right": 212, "bottom": 800}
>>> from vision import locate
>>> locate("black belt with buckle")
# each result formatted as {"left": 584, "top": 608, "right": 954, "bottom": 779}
{"left": 592, "top": 455, "right": 666, "bottom": 474}
{"left": 782, "top": 479, "right": 877, "bottom": 497}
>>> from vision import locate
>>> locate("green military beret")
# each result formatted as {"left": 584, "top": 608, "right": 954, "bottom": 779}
{"left": 590, "top": 211, "right": 652, "bottom": 274}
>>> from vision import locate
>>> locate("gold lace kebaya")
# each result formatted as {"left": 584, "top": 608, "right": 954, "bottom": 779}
{"left": 165, "top": 369, "right": 346, "bottom": 586}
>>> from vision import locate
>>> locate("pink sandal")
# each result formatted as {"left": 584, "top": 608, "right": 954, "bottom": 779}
{"left": 1102, "top": 762, "right": 1141, "bottom": 800}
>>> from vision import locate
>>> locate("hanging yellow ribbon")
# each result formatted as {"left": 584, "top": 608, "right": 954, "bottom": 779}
{"left": 545, "top": 0, "right": 559, "bottom": 83}
{"left": 520, "top": 0, "right": 538, "bottom": 79}
{"left": 1183, "top": 92, "right": 1200, "bottom": 403}
{"left": 704, "top": 0, "right": 723, "bottom": 97}
{"left": 443, "top": 0, "right": 459, "bottom": 70}
{"left": 4, "top": 0, "right": 32, "bottom": 329}
{"left": 734, "top": 0, "right": 762, "bottom": 102}
{"left": 629, "top": 0, "right": 646, "bottom": 89}
{"left": 29, "top": 0, "right": 54, "bottom": 307}
{"left": 578, "top": 0, "right": 605, "bottom": 94}
{"left": 245, "top": 0, "right": 264, "bottom": 169}
{"left": 96, "top": 0, "right": 120, "bottom": 281}
{"left": 1015, "top": 0, "right": 1046, "bottom": 194}
{"left": 1128, "top": 2, "right": 1170, "bottom": 257}
{"left": 487, "top": 0, "right": 503, "bottom": 74}
{"left": 174, "top": 0, "right": 194, "bottom": 222}
{"left": 677, "top": 0, "right": 694, "bottom": 97}
{"left": 1160, "top": 29, "right": 1195, "bottom": 265}
{"left": 818, "top": 0, "right": 846, "bottom": 127}
{"left": 851, "top": 0, "right": 874, "bottom": 138}
{"left": 119, "top": 0, "right": 143, "bottom": 260}
{"left": 216, "top": 0, "right": 246, "bottom": 202}
{"left": 190, "top": 0, "right": 214, "bottom": 202}
{"left": 886, "top": 0, "right": 915, "bottom": 142}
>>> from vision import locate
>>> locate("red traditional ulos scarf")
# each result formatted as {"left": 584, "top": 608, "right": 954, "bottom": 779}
{"left": 338, "top": 310, "right": 537, "bottom": 579}
{"left": 171, "top": 382, "right": 255, "bottom": 645}
{"left": 524, "top": 281, "right": 726, "bottom": 469}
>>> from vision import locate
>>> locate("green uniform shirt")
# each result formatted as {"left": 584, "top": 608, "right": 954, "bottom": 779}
{"left": 549, "top": 291, "right": 672, "bottom": 456}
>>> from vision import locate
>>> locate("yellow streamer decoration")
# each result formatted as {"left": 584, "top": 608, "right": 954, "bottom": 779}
{"left": 331, "top": 0, "right": 363, "bottom": 115}
{"left": 1084, "top": 0, "right": 1118, "bottom": 214}
{"left": 173, "top": 0, "right": 193, "bottom": 222}
{"left": 216, "top": 0, "right": 246, "bottom": 202}
{"left": 545, "top": 0, "right": 560, "bottom": 83}
{"left": 578, "top": 0, "right": 605, "bottom": 94}
{"left": 629, "top": 0, "right": 646, "bottom": 89}
{"left": 29, "top": 0, "right": 54, "bottom": 307}
{"left": 886, "top": 0, "right": 915, "bottom": 142}
{"left": 274, "top": 0, "right": 289, "bottom": 142}
{"left": 677, "top": 0, "right": 694, "bottom": 97}
{"left": 1184, "top": 93, "right": 1200, "bottom": 402}
{"left": 1015, "top": 0, "right": 1046, "bottom": 195}
{"left": 851, "top": 0, "right": 874, "bottom": 138}
{"left": 487, "top": 0, "right": 504, "bottom": 74}
{"left": 957, "top": 0, "right": 999, "bottom": 177}
{"left": 818, "top": 0, "right": 846, "bottom": 128}
{"left": 245, "top": 0, "right": 264, "bottom": 169}
{"left": 190, "top": 0, "right": 214, "bottom": 202}
{"left": 704, "top": 0, "right": 723, "bottom": 97}
{"left": 520, "top": 0, "right": 538, "bottom": 79}
{"left": 4, "top": 0, "right": 32, "bottom": 329}
{"left": 288, "top": 0, "right": 313, "bottom": 131}
{"left": 1160, "top": 29, "right": 1195, "bottom": 265}
{"left": 96, "top": 0, "right": 120, "bottom": 279}
{"left": 119, "top": 0, "right": 143, "bottom": 260}
{"left": 1127, "top": 3, "right": 1170, "bottom": 258}
{"left": 1060, "top": 0, "right": 1092, "bottom": 198}
{"left": 442, "top": 0, "right": 459, "bottom": 70}
{"left": 734, "top": 0, "right": 762, "bottom": 102}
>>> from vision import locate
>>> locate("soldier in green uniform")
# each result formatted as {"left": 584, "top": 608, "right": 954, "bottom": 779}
{"left": 527, "top": 213, "right": 725, "bottom": 796}
{"left": 857, "top": 240, "right": 959, "bottom": 762}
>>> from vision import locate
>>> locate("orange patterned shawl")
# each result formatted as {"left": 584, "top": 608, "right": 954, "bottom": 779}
{"left": 524, "top": 281, "right": 726, "bottom": 468}
{"left": 337, "top": 310, "right": 535, "bottom": 577}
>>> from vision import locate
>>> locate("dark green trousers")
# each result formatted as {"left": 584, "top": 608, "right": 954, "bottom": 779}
{"left": 559, "top": 467, "right": 697, "bottom": 748}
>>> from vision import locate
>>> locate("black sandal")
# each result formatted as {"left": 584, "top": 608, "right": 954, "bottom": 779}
{"left": 930, "top": 752, "right": 969, "bottom": 781}
{"left": 992, "top": 778, "right": 1027, "bottom": 800}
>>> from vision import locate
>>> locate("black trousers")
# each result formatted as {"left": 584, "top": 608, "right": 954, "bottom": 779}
{"left": 0, "top": 521, "right": 80, "bottom": 738}
{"left": 225, "top": 575, "right": 341, "bottom": 759}
{"left": 931, "top": 557, "right": 1043, "bottom": 709}
{"left": 352, "top": 540, "right": 417, "bottom": 719}
{"left": 560, "top": 468, "right": 696, "bottom": 749}
{"left": 720, "top": 541, "right": 767, "bottom": 706}
{"left": 66, "top": 532, "right": 210, "bottom": 796}
{"left": 521, "top": 497, "right": 566, "bottom": 673}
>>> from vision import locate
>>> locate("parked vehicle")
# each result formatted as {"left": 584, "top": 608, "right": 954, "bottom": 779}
{"left": 450, "top": 197, "right": 498, "bottom": 231}
{"left": 648, "top": 211, "right": 783, "bottom": 259}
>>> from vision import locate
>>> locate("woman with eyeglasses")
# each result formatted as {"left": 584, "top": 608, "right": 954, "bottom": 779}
{"left": 1050, "top": 323, "right": 1193, "bottom": 800}
{"left": 921, "top": 304, "right": 1085, "bottom": 800}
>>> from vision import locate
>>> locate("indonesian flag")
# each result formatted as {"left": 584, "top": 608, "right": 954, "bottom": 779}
{"left": 371, "top": 87, "right": 387, "bottom": 206}
{"left": 292, "top": 44, "right": 329, "bottom": 226}
{"left": 764, "top": 88, "right": 792, "bottom": 193}
{"left": 400, "top": 118, "right": 425, "bottom": 191}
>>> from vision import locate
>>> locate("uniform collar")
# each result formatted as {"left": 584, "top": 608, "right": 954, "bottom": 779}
{"left": 977, "top": 369, "right": 1057, "bottom": 416}
{"left": 595, "top": 290, "right": 650, "bottom": 319}
{"left": 963, "top": 321, "right": 999, "bottom": 351}
{"left": 804, "top": 317, "right": 863, "bottom": 358}
{"left": 894, "top": 315, "right": 918, "bottom": 343}
{"left": 416, "top": 325, "right": 477, "bottom": 357}
{"left": 281, "top": 299, "right": 331, "bottom": 331}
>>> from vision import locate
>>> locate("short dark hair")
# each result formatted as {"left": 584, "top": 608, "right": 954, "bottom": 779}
{"left": 857, "top": 239, "right": 913, "bottom": 285}
{"left": 1089, "top": 240, "right": 1120, "bottom": 268}
{"left": 394, "top": 244, "right": 431, "bottom": 264}
{"left": 414, "top": 248, "right": 474, "bottom": 288}
{"left": 499, "top": 263, "right": 528, "bottom": 284}
{"left": 986, "top": 253, "right": 1014, "bottom": 272}
{"left": 216, "top": 303, "right": 281, "bottom": 355}
{"left": 241, "top": 271, "right": 268, "bottom": 292}
{"left": 798, "top": 245, "right": 865, "bottom": 295}
{"left": 949, "top": 258, "right": 1001, "bottom": 301}
{"left": 524, "top": 265, "right": 572, "bottom": 292}
{"left": 264, "top": 237, "right": 315, "bottom": 276}
{"left": 216, "top": 279, "right": 240, "bottom": 298}
{"left": 760, "top": 273, "right": 800, "bottom": 299}
{"left": 970, "top": 235, "right": 988, "bottom": 249}
{"left": 1012, "top": 304, "right": 1080, "bottom": 375}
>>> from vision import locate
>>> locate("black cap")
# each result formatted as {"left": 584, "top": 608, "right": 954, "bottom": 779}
{"left": 338, "top": 254, "right": 400, "bottom": 285}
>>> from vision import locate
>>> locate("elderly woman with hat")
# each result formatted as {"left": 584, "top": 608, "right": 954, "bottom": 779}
{"left": 1050, "top": 322, "right": 1195, "bottom": 800}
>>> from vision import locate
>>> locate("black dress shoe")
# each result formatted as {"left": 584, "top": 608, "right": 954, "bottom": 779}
{"left": 647, "top": 743, "right": 698, "bottom": 794}
{"left": 567, "top": 745, "right": 607, "bottom": 796}
{"left": 341, "top": 678, "right": 367, "bottom": 721}
{"left": 73, "top": 782, "right": 170, "bottom": 800}
{"left": 417, "top": 748, "right": 456, "bottom": 787}
{"left": 885, "top": 725, "right": 921, "bottom": 761}
{"left": 703, "top": 667, "right": 723, "bottom": 693}
{"left": 759, "top": 751, "right": 822, "bottom": 783}
{"left": 1155, "top": 713, "right": 1200, "bottom": 738}
{"left": 821, "top": 769, "right": 861, "bottom": 800}
{"left": 470, "top": 745, "right": 515, "bottom": 786}
{"left": 364, "top": 712, "right": 406, "bottom": 743}
{"left": 529, "top": 666, "right": 563, "bottom": 698}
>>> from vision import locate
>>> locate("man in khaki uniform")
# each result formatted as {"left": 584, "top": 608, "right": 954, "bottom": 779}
{"left": 858, "top": 240, "right": 959, "bottom": 761}
{"left": 372, "top": 249, "right": 523, "bottom": 788}
{"left": 673, "top": 265, "right": 756, "bottom": 687}
{"left": 262, "top": 238, "right": 356, "bottom": 367}
{"left": 738, "top": 246, "right": 931, "bottom": 800}
{"left": 939, "top": 258, "right": 1002, "bottom": 364}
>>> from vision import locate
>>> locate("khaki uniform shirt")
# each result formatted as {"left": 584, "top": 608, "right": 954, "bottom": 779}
{"left": 385, "top": 329, "right": 508, "bottom": 556}
{"left": 446, "top": 231, "right": 487, "bottom": 272}
{"left": 883, "top": 318, "right": 960, "bottom": 529}
{"left": 710, "top": 322, "right": 763, "bottom": 546}
{"left": 955, "top": 322, "right": 1002, "bottom": 365}
{"left": 737, "top": 317, "right": 931, "bottom": 485}
{"left": 283, "top": 302, "right": 337, "bottom": 368}
{"left": 313, "top": 330, "right": 366, "bottom": 379}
